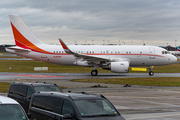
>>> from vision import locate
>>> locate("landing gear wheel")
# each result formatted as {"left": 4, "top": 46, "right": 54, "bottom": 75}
{"left": 91, "top": 70, "right": 98, "bottom": 76}
{"left": 149, "top": 71, "right": 154, "bottom": 76}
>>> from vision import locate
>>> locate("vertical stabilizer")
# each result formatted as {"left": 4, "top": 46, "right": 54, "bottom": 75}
{"left": 9, "top": 14, "right": 45, "bottom": 48}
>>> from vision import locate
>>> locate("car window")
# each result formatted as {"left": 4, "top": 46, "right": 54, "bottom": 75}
{"left": 32, "top": 96, "right": 47, "bottom": 109}
{"left": 62, "top": 100, "right": 73, "bottom": 115}
{"left": 9, "top": 85, "right": 18, "bottom": 94}
{"left": 27, "top": 87, "right": 33, "bottom": 97}
{"left": 74, "top": 99, "right": 118, "bottom": 116}
{"left": 34, "top": 86, "right": 62, "bottom": 92}
{"left": 18, "top": 85, "right": 27, "bottom": 97}
{"left": 45, "top": 97, "right": 63, "bottom": 114}
{"left": 0, "top": 104, "right": 28, "bottom": 120}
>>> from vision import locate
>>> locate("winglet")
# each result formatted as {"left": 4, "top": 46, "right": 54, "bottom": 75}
{"left": 58, "top": 38, "right": 74, "bottom": 54}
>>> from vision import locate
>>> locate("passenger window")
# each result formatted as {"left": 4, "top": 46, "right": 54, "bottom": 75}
{"left": 45, "top": 97, "right": 62, "bottom": 113}
{"left": 62, "top": 100, "right": 73, "bottom": 115}
{"left": 32, "top": 96, "right": 47, "bottom": 109}
{"left": 18, "top": 86, "right": 27, "bottom": 97}
{"left": 9, "top": 85, "right": 18, "bottom": 94}
{"left": 27, "top": 87, "right": 33, "bottom": 97}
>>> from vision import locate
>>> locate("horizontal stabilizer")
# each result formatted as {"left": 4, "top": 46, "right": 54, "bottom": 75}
{"left": 5, "top": 46, "right": 31, "bottom": 52}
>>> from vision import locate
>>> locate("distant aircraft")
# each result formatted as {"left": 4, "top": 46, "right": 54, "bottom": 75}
{"left": 6, "top": 14, "right": 177, "bottom": 76}
{"left": 169, "top": 47, "right": 180, "bottom": 56}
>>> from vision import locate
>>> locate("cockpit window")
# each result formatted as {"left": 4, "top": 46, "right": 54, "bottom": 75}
{"left": 162, "top": 51, "right": 170, "bottom": 54}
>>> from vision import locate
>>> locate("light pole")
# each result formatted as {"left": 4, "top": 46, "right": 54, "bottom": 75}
{"left": 175, "top": 40, "right": 177, "bottom": 51}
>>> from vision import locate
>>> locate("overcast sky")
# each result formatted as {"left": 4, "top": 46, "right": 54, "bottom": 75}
{"left": 1, "top": 0, "right": 180, "bottom": 46}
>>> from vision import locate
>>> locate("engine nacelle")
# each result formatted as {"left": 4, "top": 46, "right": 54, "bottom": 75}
{"left": 102, "top": 61, "right": 129, "bottom": 73}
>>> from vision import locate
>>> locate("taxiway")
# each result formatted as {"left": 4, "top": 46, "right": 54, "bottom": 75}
{"left": 1, "top": 72, "right": 180, "bottom": 119}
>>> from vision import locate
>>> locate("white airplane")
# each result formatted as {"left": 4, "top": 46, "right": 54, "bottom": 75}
{"left": 169, "top": 48, "right": 180, "bottom": 56}
{"left": 6, "top": 14, "right": 177, "bottom": 76}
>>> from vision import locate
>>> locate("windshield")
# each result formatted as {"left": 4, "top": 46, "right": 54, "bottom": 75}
{"left": 162, "top": 51, "right": 170, "bottom": 54}
{"left": 0, "top": 104, "right": 27, "bottom": 120}
{"left": 34, "top": 86, "right": 62, "bottom": 92}
{"left": 74, "top": 99, "right": 118, "bottom": 117}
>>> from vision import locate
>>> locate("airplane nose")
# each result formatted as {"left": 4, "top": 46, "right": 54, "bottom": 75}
{"left": 170, "top": 55, "right": 177, "bottom": 63}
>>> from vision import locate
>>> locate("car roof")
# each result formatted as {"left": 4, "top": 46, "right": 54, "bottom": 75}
{"left": 11, "top": 82, "right": 57, "bottom": 86}
{"left": 35, "top": 92, "right": 105, "bottom": 100}
{"left": 0, "top": 96, "right": 19, "bottom": 104}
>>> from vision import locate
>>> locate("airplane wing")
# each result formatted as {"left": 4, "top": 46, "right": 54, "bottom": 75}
{"left": 59, "top": 38, "right": 110, "bottom": 63}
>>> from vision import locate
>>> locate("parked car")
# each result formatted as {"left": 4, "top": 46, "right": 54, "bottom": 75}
{"left": 29, "top": 92, "right": 125, "bottom": 120}
{"left": 0, "top": 96, "right": 30, "bottom": 120}
{"left": 8, "top": 82, "right": 62, "bottom": 112}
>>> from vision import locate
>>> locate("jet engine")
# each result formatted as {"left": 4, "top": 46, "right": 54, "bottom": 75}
{"left": 102, "top": 61, "right": 129, "bottom": 73}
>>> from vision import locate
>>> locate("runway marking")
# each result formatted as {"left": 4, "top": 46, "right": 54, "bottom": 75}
{"left": 3, "top": 74, "right": 67, "bottom": 78}
{"left": 126, "top": 113, "right": 180, "bottom": 120}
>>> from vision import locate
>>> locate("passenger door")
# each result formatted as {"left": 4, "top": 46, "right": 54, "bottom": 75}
{"left": 62, "top": 100, "right": 74, "bottom": 120}
{"left": 149, "top": 47, "right": 156, "bottom": 59}
{"left": 30, "top": 96, "right": 48, "bottom": 120}
{"left": 44, "top": 97, "right": 63, "bottom": 120}
{"left": 16, "top": 85, "right": 28, "bottom": 112}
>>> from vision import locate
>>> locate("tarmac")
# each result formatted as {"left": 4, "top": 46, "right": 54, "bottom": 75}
{"left": 1, "top": 75, "right": 180, "bottom": 120}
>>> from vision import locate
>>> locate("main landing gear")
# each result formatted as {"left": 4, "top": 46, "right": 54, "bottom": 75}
{"left": 149, "top": 66, "right": 154, "bottom": 76}
{"left": 91, "top": 70, "right": 98, "bottom": 76}
{"left": 91, "top": 64, "right": 100, "bottom": 76}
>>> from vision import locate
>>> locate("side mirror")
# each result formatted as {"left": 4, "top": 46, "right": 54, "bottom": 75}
{"left": 63, "top": 114, "right": 73, "bottom": 119}
{"left": 28, "top": 96, "right": 31, "bottom": 100}
{"left": 27, "top": 113, "right": 31, "bottom": 118}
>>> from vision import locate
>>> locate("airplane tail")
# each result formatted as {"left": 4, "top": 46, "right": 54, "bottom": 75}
{"left": 9, "top": 14, "right": 45, "bottom": 49}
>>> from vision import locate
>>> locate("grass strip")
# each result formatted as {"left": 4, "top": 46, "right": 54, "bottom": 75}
{"left": 73, "top": 77, "right": 180, "bottom": 87}
{"left": 0, "top": 60, "right": 180, "bottom": 73}
{"left": 0, "top": 82, "right": 11, "bottom": 93}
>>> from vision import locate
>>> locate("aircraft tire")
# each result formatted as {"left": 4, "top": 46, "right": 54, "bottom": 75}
{"left": 149, "top": 71, "right": 154, "bottom": 76}
{"left": 91, "top": 70, "right": 98, "bottom": 76}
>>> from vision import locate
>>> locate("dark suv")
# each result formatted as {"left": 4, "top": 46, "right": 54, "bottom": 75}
{"left": 8, "top": 82, "right": 62, "bottom": 112}
{"left": 29, "top": 92, "right": 125, "bottom": 120}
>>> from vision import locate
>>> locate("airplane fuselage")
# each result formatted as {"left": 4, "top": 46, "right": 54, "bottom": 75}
{"left": 6, "top": 44, "right": 177, "bottom": 67}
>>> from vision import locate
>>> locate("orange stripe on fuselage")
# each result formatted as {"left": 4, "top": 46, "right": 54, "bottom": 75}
{"left": 10, "top": 22, "right": 52, "bottom": 54}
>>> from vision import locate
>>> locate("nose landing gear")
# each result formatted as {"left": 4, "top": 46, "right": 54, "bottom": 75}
{"left": 149, "top": 66, "right": 154, "bottom": 76}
